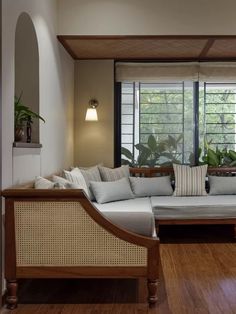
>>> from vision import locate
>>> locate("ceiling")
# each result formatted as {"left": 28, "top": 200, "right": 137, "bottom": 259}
{"left": 57, "top": 35, "right": 236, "bottom": 61}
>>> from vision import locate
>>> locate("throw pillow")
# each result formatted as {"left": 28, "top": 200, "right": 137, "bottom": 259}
{"left": 52, "top": 175, "right": 70, "bottom": 186}
{"left": 64, "top": 166, "right": 101, "bottom": 200}
{"left": 209, "top": 175, "right": 236, "bottom": 195}
{"left": 64, "top": 168, "right": 90, "bottom": 197}
{"left": 52, "top": 175, "right": 82, "bottom": 190}
{"left": 129, "top": 176, "right": 173, "bottom": 197}
{"left": 90, "top": 177, "right": 134, "bottom": 204}
{"left": 34, "top": 176, "right": 60, "bottom": 189}
{"left": 98, "top": 165, "right": 130, "bottom": 181}
{"left": 173, "top": 164, "right": 208, "bottom": 196}
{"left": 79, "top": 165, "right": 102, "bottom": 200}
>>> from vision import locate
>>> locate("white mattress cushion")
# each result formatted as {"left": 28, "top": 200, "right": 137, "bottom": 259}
{"left": 93, "top": 197, "right": 155, "bottom": 237}
{"left": 93, "top": 197, "right": 152, "bottom": 213}
{"left": 151, "top": 195, "right": 236, "bottom": 219}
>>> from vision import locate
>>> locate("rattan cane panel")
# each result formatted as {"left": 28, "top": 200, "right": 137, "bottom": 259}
{"left": 14, "top": 202, "right": 147, "bottom": 267}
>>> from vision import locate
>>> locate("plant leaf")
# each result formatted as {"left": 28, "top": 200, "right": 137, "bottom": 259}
{"left": 207, "top": 148, "right": 220, "bottom": 166}
{"left": 147, "top": 134, "right": 157, "bottom": 152}
{"left": 137, "top": 150, "right": 151, "bottom": 167}
{"left": 230, "top": 160, "right": 236, "bottom": 166}
{"left": 229, "top": 150, "right": 236, "bottom": 161}
{"left": 121, "top": 147, "right": 133, "bottom": 161}
{"left": 168, "top": 135, "right": 177, "bottom": 149}
{"left": 121, "top": 158, "right": 133, "bottom": 166}
{"left": 135, "top": 143, "right": 149, "bottom": 152}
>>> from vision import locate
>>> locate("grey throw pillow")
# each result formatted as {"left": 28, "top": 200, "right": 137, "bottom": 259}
{"left": 90, "top": 177, "right": 134, "bottom": 204}
{"left": 129, "top": 176, "right": 173, "bottom": 197}
{"left": 98, "top": 165, "right": 130, "bottom": 181}
{"left": 209, "top": 175, "right": 236, "bottom": 195}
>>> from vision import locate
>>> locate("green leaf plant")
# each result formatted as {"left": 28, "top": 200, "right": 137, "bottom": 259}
{"left": 200, "top": 138, "right": 236, "bottom": 167}
{"left": 121, "top": 134, "right": 183, "bottom": 167}
{"left": 15, "top": 93, "right": 45, "bottom": 128}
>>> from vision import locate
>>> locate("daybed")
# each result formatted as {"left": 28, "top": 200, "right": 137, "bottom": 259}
{"left": 130, "top": 167, "right": 236, "bottom": 239}
{"left": 2, "top": 188, "right": 159, "bottom": 310}
{"left": 3, "top": 166, "right": 236, "bottom": 309}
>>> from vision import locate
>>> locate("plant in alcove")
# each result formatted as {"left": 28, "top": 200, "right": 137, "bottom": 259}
{"left": 121, "top": 134, "right": 183, "bottom": 167}
{"left": 14, "top": 93, "right": 45, "bottom": 142}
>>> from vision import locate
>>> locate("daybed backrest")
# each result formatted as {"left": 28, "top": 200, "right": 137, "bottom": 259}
{"left": 130, "top": 167, "right": 236, "bottom": 178}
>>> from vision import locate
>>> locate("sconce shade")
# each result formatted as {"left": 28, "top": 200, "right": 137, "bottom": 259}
{"left": 85, "top": 108, "right": 98, "bottom": 121}
{"left": 85, "top": 98, "right": 99, "bottom": 121}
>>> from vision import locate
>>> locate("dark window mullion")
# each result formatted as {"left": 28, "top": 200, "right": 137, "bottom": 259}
{"left": 193, "top": 81, "right": 199, "bottom": 165}
{"left": 182, "top": 81, "right": 185, "bottom": 164}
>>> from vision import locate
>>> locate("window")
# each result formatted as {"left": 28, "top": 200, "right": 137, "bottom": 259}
{"left": 199, "top": 83, "right": 236, "bottom": 152}
{"left": 119, "top": 81, "right": 236, "bottom": 166}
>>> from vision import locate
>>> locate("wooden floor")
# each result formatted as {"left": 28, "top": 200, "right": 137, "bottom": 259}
{"left": 1, "top": 225, "right": 236, "bottom": 314}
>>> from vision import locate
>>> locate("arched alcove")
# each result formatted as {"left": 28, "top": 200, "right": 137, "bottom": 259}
{"left": 15, "top": 12, "right": 40, "bottom": 143}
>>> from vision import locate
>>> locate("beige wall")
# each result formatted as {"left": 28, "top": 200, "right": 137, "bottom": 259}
{"left": 74, "top": 60, "right": 114, "bottom": 167}
{"left": 58, "top": 0, "right": 236, "bottom": 35}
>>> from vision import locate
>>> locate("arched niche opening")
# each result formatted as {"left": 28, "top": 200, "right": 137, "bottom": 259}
{"left": 15, "top": 12, "right": 40, "bottom": 144}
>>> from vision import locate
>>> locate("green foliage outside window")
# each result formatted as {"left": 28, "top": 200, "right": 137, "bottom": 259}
{"left": 121, "top": 83, "right": 236, "bottom": 167}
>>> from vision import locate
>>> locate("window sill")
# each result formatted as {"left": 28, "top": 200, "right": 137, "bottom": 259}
{"left": 13, "top": 142, "right": 42, "bottom": 148}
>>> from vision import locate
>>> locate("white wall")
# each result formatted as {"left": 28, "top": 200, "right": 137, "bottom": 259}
{"left": 58, "top": 0, "right": 236, "bottom": 35}
{"left": 2, "top": 0, "right": 75, "bottom": 187}
{"left": 74, "top": 60, "right": 114, "bottom": 167}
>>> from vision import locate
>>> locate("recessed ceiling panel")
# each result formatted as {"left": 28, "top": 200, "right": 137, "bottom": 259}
{"left": 64, "top": 38, "right": 207, "bottom": 59}
{"left": 58, "top": 36, "right": 236, "bottom": 60}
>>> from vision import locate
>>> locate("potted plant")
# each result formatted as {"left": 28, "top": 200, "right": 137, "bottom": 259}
{"left": 14, "top": 94, "right": 45, "bottom": 142}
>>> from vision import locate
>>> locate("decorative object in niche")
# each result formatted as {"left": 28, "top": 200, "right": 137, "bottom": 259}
{"left": 14, "top": 93, "right": 45, "bottom": 142}
{"left": 85, "top": 98, "right": 99, "bottom": 121}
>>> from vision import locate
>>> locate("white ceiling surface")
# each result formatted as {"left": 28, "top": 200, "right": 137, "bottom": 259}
{"left": 57, "top": 0, "right": 236, "bottom": 35}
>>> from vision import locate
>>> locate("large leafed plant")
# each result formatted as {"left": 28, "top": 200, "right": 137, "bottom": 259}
{"left": 121, "top": 134, "right": 183, "bottom": 167}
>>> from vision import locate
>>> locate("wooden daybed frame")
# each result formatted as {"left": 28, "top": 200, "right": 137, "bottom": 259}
{"left": 130, "top": 166, "right": 236, "bottom": 239}
{"left": 2, "top": 188, "right": 159, "bottom": 310}
{"left": 3, "top": 166, "right": 236, "bottom": 309}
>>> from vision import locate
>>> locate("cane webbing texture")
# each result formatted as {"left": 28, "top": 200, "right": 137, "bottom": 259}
{"left": 14, "top": 201, "right": 147, "bottom": 267}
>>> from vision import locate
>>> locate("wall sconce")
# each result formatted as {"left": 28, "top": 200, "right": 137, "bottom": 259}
{"left": 85, "top": 99, "right": 99, "bottom": 121}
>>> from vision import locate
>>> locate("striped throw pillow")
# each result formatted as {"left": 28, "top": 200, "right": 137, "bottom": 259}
{"left": 173, "top": 164, "right": 208, "bottom": 196}
{"left": 79, "top": 166, "right": 102, "bottom": 200}
{"left": 98, "top": 165, "right": 130, "bottom": 181}
{"left": 64, "top": 166, "right": 102, "bottom": 200}
{"left": 64, "top": 168, "right": 90, "bottom": 196}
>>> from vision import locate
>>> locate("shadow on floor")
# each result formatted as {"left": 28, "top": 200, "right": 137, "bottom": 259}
{"left": 158, "top": 224, "right": 235, "bottom": 243}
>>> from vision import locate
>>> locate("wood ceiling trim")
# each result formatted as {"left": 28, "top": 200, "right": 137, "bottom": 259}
{"left": 57, "top": 36, "right": 77, "bottom": 59}
{"left": 198, "top": 38, "right": 215, "bottom": 59}
{"left": 58, "top": 35, "right": 236, "bottom": 40}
